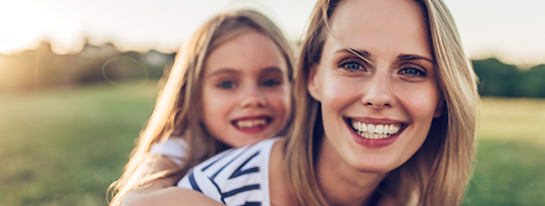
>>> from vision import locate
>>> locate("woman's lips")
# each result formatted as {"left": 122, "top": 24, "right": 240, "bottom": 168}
{"left": 345, "top": 117, "right": 407, "bottom": 148}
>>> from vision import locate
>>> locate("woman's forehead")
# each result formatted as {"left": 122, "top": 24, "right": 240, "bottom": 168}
{"left": 326, "top": 0, "right": 432, "bottom": 60}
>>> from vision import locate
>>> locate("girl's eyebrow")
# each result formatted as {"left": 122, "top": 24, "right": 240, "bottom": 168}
{"left": 259, "top": 67, "right": 284, "bottom": 75}
{"left": 206, "top": 68, "right": 241, "bottom": 78}
{"left": 397, "top": 53, "right": 433, "bottom": 63}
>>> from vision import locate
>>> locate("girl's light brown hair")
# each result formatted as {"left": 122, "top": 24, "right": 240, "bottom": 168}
{"left": 108, "top": 9, "right": 294, "bottom": 206}
{"left": 284, "top": 0, "right": 479, "bottom": 205}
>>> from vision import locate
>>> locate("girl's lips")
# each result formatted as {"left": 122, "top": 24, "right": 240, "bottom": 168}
{"left": 231, "top": 116, "right": 272, "bottom": 134}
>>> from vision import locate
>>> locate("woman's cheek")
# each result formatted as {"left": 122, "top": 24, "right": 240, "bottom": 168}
{"left": 322, "top": 75, "right": 360, "bottom": 106}
{"left": 394, "top": 81, "right": 440, "bottom": 119}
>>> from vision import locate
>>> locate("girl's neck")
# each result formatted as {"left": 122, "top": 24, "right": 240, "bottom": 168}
{"left": 315, "top": 136, "right": 388, "bottom": 206}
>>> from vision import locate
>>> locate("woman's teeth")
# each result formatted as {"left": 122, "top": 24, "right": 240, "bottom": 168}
{"left": 236, "top": 118, "right": 267, "bottom": 128}
{"left": 350, "top": 119, "right": 401, "bottom": 139}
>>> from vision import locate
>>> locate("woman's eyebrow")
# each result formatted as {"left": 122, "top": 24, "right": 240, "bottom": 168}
{"left": 335, "top": 48, "right": 373, "bottom": 65}
{"left": 398, "top": 54, "right": 433, "bottom": 63}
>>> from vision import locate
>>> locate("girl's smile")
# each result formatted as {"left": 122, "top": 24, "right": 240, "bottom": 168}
{"left": 231, "top": 115, "right": 273, "bottom": 134}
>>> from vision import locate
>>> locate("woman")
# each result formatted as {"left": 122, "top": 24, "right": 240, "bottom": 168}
{"left": 283, "top": 0, "right": 479, "bottom": 204}
{"left": 179, "top": 0, "right": 479, "bottom": 205}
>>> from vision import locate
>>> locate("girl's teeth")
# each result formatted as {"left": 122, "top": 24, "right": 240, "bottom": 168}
{"left": 236, "top": 119, "right": 267, "bottom": 128}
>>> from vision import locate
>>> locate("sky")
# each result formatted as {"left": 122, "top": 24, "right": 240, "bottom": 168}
{"left": 0, "top": 0, "right": 544, "bottom": 66}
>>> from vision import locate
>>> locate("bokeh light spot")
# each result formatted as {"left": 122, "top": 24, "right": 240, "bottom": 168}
{"left": 102, "top": 57, "right": 148, "bottom": 89}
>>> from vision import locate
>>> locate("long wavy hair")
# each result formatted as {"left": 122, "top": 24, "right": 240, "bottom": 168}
{"left": 108, "top": 9, "right": 294, "bottom": 206}
{"left": 284, "top": 0, "right": 479, "bottom": 205}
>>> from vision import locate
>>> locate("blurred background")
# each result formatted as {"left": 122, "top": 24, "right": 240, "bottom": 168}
{"left": 0, "top": 0, "right": 543, "bottom": 205}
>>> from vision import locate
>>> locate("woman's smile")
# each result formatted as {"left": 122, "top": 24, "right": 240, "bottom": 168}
{"left": 344, "top": 117, "right": 408, "bottom": 148}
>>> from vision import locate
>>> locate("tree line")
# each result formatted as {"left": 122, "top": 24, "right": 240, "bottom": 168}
{"left": 473, "top": 58, "right": 545, "bottom": 98}
{"left": 2, "top": 41, "right": 544, "bottom": 98}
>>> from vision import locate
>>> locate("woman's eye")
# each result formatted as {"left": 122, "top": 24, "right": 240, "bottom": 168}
{"left": 217, "top": 81, "right": 235, "bottom": 89}
{"left": 262, "top": 79, "right": 281, "bottom": 87}
{"left": 399, "top": 67, "right": 427, "bottom": 77}
{"left": 340, "top": 61, "right": 363, "bottom": 71}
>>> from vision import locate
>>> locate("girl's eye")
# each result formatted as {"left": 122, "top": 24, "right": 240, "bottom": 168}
{"left": 262, "top": 79, "right": 281, "bottom": 87}
{"left": 339, "top": 61, "right": 364, "bottom": 72}
{"left": 217, "top": 81, "right": 235, "bottom": 89}
{"left": 399, "top": 67, "right": 427, "bottom": 77}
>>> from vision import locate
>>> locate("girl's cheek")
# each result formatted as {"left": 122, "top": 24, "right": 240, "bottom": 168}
{"left": 263, "top": 88, "right": 291, "bottom": 124}
{"left": 266, "top": 89, "right": 290, "bottom": 107}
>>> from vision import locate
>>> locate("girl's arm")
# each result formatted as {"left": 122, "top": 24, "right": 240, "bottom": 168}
{"left": 121, "top": 156, "right": 224, "bottom": 206}
{"left": 124, "top": 187, "right": 225, "bottom": 206}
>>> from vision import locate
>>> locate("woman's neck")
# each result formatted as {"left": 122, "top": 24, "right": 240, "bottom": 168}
{"left": 315, "top": 136, "right": 388, "bottom": 206}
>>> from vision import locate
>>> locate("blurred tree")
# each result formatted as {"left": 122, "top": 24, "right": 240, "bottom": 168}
{"left": 0, "top": 40, "right": 175, "bottom": 92}
{"left": 472, "top": 58, "right": 545, "bottom": 98}
{"left": 518, "top": 64, "right": 545, "bottom": 98}
{"left": 473, "top": 58, "right": 522, "bottom": 97}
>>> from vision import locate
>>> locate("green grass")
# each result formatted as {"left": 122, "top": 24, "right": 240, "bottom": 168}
{"left": 0, "top": 83, "right": 157, "bottom": 206}
{"left": 463, "top": 98, "right": 545, "bottom": 205}
{"left": 463, "top": 139, "right": 545, "bottom": 205}
{"left": 477, "top": 98, "right": 545, "bottom": 144}
{"left": 0, "top": 85, "right": 544, "bottom": 205}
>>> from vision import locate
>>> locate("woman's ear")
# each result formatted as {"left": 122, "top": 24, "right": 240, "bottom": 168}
{"left": 434, "top": 98, "right": 445, "bottom": 118}
{"left": 307, "top": 65, "right": 322, "bottom": 102}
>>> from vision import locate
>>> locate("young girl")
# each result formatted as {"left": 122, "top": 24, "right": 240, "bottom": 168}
{"left": 178, "top": 0, "right": 479, "bottom": 205}
{"left": 108, "top": 9, "right": 295, "bottom": 206}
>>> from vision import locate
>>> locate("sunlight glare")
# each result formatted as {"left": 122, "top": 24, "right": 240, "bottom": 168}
{"left": 0, "top": 0, "right": 60, "bottom": 54}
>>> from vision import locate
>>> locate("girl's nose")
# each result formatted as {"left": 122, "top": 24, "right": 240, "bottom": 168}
{"left": 240, "top": 87, "right": 267, "bottom": 108}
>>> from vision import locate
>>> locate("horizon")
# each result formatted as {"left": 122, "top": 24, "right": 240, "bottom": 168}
{"left": 1, "top": 0, "right": 544, "bottom": 66}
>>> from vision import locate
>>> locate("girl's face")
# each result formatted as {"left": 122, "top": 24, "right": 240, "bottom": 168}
{"left": 308, "top": 0, "right": 443, "bottom": 172}
{"left": 201, "top": 29, "right": 291, "bottom": 148}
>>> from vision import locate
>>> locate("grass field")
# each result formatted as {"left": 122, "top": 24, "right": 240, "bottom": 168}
{"left": 1, "top": 83, "right": 544, "bottom": 205}
{"left": 463, "top": 98, "right": 545, "bottom": 205}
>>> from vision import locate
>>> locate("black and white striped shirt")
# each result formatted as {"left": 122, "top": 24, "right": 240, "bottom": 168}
{"left": 178, "top": 138, "right": 280, "bottom": 206}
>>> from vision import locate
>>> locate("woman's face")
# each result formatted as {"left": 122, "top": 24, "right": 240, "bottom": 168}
{"left": 308, "top": 0, "right": 443, "bottom": 172}
{"left": 201, "top": 29, "right": 291, "bottom": 148}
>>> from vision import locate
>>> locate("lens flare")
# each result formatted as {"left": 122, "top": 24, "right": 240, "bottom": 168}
{"left": 102, "top": 57, "right": 148, "bottom": 89}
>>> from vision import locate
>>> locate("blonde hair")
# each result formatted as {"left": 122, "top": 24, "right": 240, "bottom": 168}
{"left": 108, "top": 9, "right": 294, "bottom": 206}
{"left": 284, "top": 0, "right": 479, "bottom": 205}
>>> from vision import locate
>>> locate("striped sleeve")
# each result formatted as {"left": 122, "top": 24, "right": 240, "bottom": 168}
{"left": 177, "top": 138, "right": 279, "bottom": 206}
{"left": 179, "top": 168, "right": 226, "bottom": 204}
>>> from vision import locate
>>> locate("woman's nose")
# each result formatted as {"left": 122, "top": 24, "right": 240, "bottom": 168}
{"left": 361, "top": 71, "right": 393, "bottom": 110}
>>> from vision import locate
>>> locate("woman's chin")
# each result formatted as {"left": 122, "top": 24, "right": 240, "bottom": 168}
{"left": 346, "top": 156, "right": 401, "bottom": 174}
